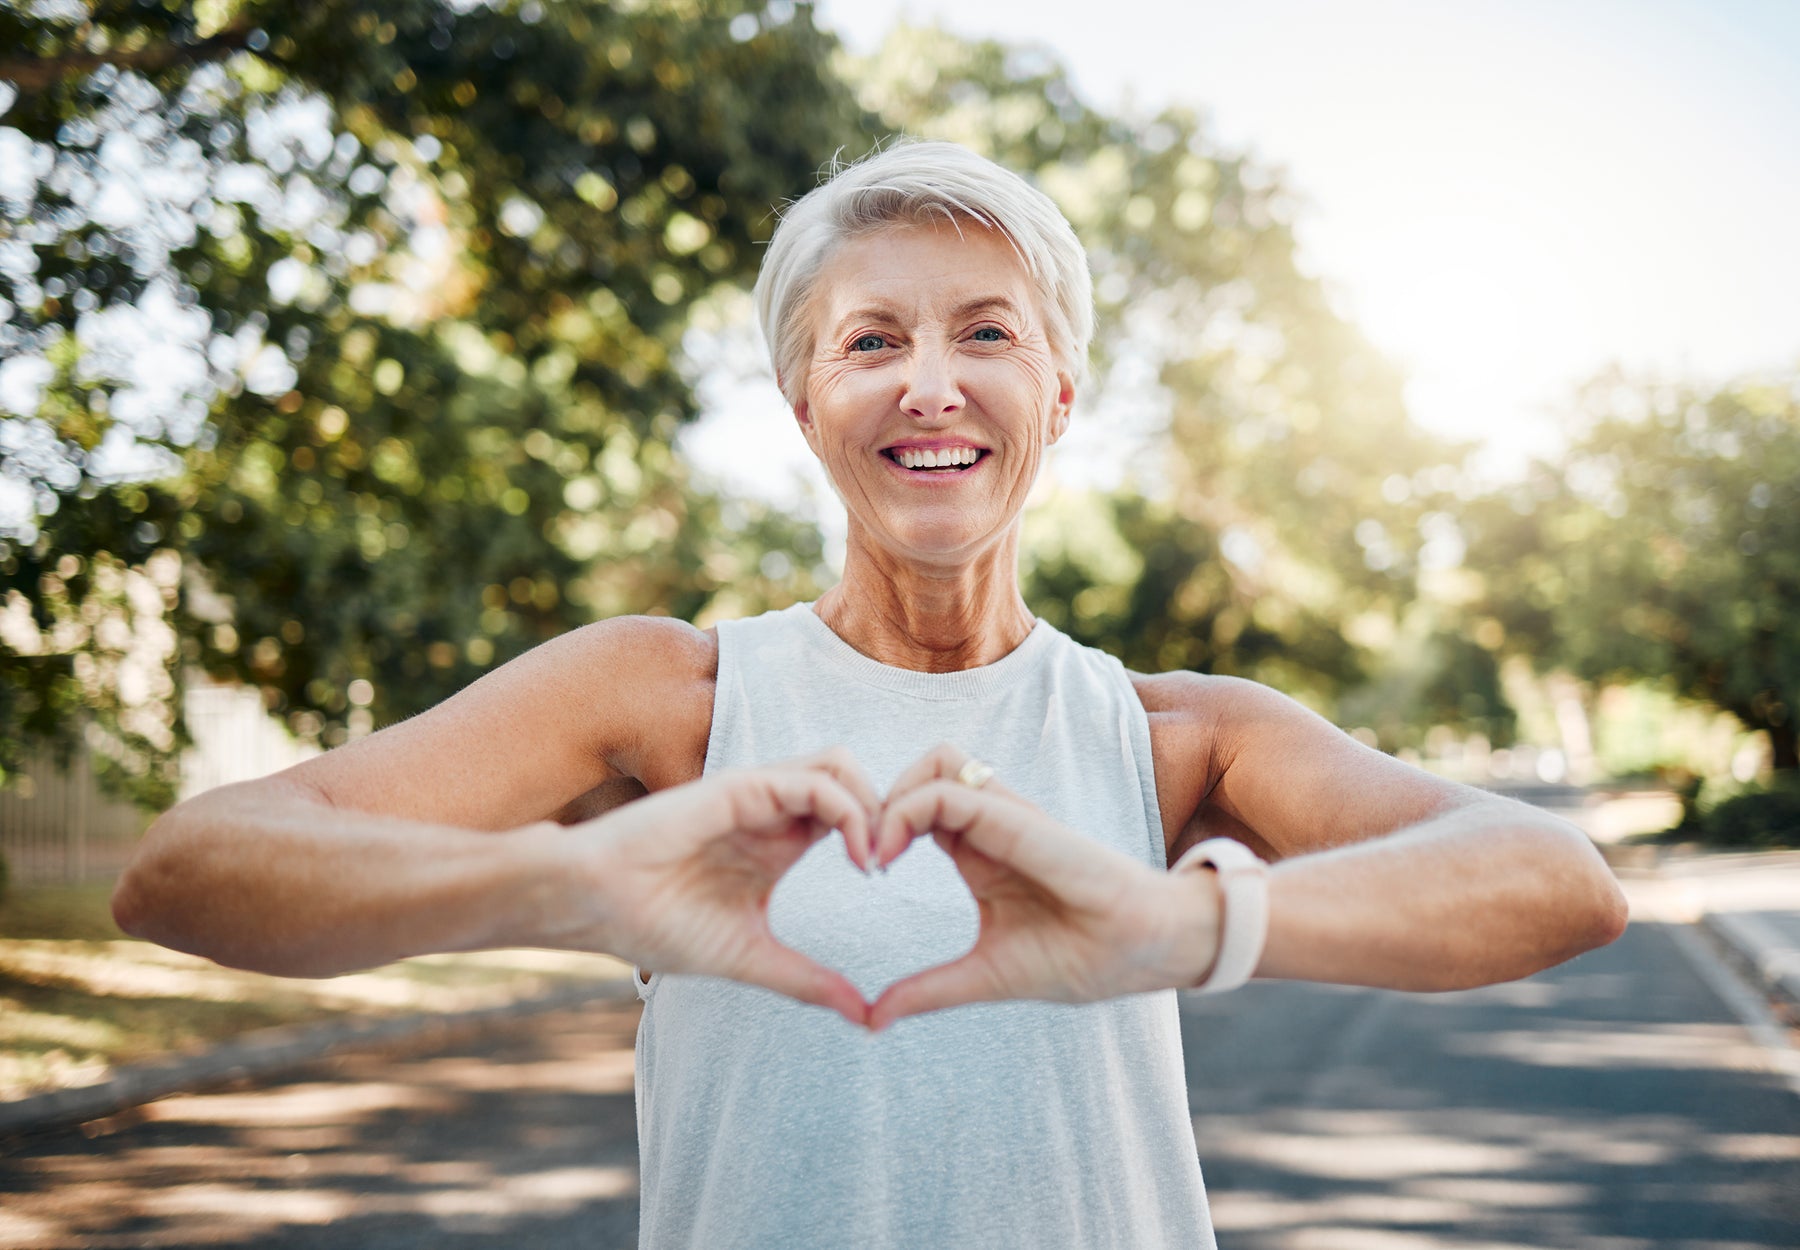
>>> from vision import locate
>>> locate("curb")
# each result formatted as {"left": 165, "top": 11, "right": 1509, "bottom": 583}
{"left": 1700, "top": 911, "right": 1800, "bottom": 1015}
{"left": 0, "top": 977, "right": 641, "bottom": 1140}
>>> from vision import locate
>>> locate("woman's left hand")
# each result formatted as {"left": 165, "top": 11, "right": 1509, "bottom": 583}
{"left": 865, "top": 744, "right": 1221, "bottom": 1031}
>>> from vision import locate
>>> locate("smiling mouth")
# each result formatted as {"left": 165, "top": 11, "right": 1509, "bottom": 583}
{"left": 881, "top": 448, "right": 989, "bottom": 473}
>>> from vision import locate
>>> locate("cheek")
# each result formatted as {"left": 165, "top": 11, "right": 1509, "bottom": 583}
{"left": 972, "top": 357, "right": 1061, "bottom": 435}
{"left": 808, "top": 360, "right": 885, "bottom": 418}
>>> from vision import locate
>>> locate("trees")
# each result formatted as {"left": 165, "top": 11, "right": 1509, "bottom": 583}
{"left": 2, "top": 8, "right": 1576, "bottom": 810}
{"left": 1, "top": 0, "right": 867, "bottom": 802}
{"left": 1465, "top": 372, "right": 1800, "bottom": 771}
{"left": 848, "top": 27, "right": 1459, "bottom": 713}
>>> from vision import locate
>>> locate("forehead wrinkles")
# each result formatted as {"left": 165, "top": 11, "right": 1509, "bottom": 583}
{"left": 809, "top": 225, "right": 1041, "bottom": 345}
{"left": 826, "top": 294, "right": 1033, "bottom": 342}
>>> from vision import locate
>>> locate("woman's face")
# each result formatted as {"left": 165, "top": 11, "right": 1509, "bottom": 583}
{"left": 795, "top": 220, "right": 1075, "bottom": 567}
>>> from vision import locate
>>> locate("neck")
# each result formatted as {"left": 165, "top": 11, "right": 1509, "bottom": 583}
{"left": 815, "top": 523, "right": 1034, "bottom": 672}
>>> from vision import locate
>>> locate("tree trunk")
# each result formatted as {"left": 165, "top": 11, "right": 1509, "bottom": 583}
{"left": 1772, "top": 720, "right": 1799, "bottom": 772}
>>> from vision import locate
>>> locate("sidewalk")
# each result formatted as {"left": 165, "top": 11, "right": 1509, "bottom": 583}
{"left": 1617, "top": 848, "right": 1800, "bottom": 1018}
{"left": 0, "top": 979, "right": 640, "bottom": 1145}
{"left": 1515, "top": 782, "right": 1800, "bottom": 1020}
{"left": 0, "top": 970, "right": 641, "bottom": 1139}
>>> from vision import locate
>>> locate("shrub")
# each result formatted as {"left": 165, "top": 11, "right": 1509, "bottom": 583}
{"left": 1670, "top": 775, "right": 1800, "bottom": 848}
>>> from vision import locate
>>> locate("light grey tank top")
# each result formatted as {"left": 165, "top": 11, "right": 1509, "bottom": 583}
{"left": 633, "top": 603, "right": 1214, "bottom": 1248}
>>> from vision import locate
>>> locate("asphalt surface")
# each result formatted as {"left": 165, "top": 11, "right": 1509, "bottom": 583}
{"left": 1181, "top": 920, "right": 1800, "bottom": 1248}
{"left": 0, "top": 1002, "right": 645, "bottom": 1249}
{"left": 3, "top": 920, "right": 1798, "bottom": 1249}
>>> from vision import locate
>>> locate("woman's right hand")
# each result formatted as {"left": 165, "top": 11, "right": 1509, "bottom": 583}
{"left": 551, "top": 749, "right": 880, "bottom": 1027}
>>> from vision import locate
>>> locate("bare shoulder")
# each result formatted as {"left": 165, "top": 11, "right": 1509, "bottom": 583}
{"left": 1131, "top": 670, "right": 1351, "bottom": 755}
{"left": 570, "top": 615, "right": 718, "bottom": 789}
{"left": 1128, "top": 671, "right": 1285, "bottom": 856}
{"left": 281, "top": 614, "right": 717, "bottom": 832}
{"left": 565, "top": 613, "right": 718, "bottom": 695}
{"left": 1130, "top": 670, "right": 1471, "bottom": 862}
{"left": 1130, "top": 668, "right": 1247, "bottom": 718}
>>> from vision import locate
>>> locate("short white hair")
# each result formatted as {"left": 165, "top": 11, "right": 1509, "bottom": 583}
{"left": 752, "top": 139, "right": 1094, "bottom": 407}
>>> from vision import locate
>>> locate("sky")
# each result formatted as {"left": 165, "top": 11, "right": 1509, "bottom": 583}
{"left": 681, "top": 0, "right": 1800, "bottom": 504}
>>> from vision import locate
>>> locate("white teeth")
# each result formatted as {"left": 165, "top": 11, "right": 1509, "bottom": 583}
{"left": 895, "top": 447, "right": 979, "bottom": 469}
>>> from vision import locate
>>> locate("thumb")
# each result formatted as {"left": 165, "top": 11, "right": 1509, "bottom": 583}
{"left": 866, "top": 950, "right": 998, "bottom": 1032}
{"left": 735, "top": 931, "right": 871, "bottom": 1029}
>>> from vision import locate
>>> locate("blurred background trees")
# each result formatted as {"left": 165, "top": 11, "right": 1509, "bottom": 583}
{"left": 848, "top": 27, "right": 1492, "bottom": 731}
{"left": 1465, "top": 374, "right": 1800, "bottom": 775}
{"left": 1, "top": 3, "right": 1795, "bottom": 841}
{"left": 1, "top": 0, "right": 864, "bottom": 803}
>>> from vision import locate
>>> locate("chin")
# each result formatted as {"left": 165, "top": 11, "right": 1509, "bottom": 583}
{"left": 882, "top": 516, "right": 1001, "bottom": 565}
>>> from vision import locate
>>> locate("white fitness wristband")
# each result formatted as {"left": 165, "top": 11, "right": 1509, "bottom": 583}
{"left": 1171, "top": 837, "right": 1270, "bottom": 994}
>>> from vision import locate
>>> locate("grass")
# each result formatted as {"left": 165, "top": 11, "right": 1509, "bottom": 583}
{"left": 0, "top": 882, "right": 630, "bottom": 1101}
{"left": 0, "top": 883, "right": 127, "bottom": 941}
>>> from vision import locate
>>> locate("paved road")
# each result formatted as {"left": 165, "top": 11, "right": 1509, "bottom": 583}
{"left": 1181, "top": 919, "right": 1800, "bottom": 1248}
{"left": 2, "top": 920, "right": 1796, "bottom": 1249}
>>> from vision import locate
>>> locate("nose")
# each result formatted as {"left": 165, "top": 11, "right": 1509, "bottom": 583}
{"left": 898, "top": 341, "right": 964, "bottom": 424}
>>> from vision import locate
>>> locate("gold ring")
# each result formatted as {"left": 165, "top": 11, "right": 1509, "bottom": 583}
{"left": 956, "top": 758, "right": 995, "bottom": 790}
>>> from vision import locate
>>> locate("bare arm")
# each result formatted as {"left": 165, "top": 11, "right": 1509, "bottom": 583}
{"left": 110, "top": 616, "right": 715, "bottom": 978}
{"left": 1142, "top": 674, "right": 1628, "bottom": 992}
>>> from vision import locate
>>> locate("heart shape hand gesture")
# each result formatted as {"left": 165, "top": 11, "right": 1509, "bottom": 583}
{"left": 572, "top": 744, "right": 1219, "bottom": 1031}
{"left": 865, "top": 744, "right": 1218, "bottom": 1030}
{"left": 569, "top": 747, "right": 883, "bottom": 1027}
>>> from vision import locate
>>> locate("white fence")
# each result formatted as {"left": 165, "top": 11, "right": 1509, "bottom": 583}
{"left": 0, "top": 746, "right": 148, "bottom": 885}
{"left": 176, "top": 679, "right": 322, "bottom": 803}
{"left": 0, "top": 676, "right": 318, "bottom": 886}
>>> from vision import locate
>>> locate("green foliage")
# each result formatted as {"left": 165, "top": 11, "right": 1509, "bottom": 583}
{"left": 1466, "top": 372, "right": 1800, "bottom": 770}
{"left": 3, "top": 7, "right": 1535, "bottom": 807}
{"left": 1, "top": 0, "right": 867, "bottom": 800}
{"left": 1657, "top": 775, "right": 1800, "bottom": 849}
{"left": 1027, "top": 491, "right": 1361, "bottom": 702}
{"left": 853, "top": 27, "right": 1459, "bottom": 708}
{"left": 1409, "top": 631, "right": 1515, "bottom": 746}
{"left": 1334, "top": 620, "right": 1516, "bottom": 754}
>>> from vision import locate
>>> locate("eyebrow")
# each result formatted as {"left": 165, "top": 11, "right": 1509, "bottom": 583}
{"left": 949, "top": 295, "right": 1027, "bottom": 323}
{"left": 828, "top": 295, "right": 1028, "bottom": 337}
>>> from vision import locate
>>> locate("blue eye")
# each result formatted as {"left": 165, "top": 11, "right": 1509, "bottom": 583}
{"left": 971, "top": 327, "right": 1006, "bottom": 342}
{"left": 851, "top": 334, "right": 887, "bottom": 352}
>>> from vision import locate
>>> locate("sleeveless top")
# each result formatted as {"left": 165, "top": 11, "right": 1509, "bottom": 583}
{"left": 632, "top": 603, "right": 1215, "bottom": 1248}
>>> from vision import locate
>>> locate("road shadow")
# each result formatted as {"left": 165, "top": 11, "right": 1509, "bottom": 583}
{"left": 1182, "top": 920, "right": 1800, "bottom": 1249}
{"left": 0, "top": 1001, "right": 644, "bottom": 1249}
{"left": 3, "top": 922, "right": 1796, "bottom": 1248}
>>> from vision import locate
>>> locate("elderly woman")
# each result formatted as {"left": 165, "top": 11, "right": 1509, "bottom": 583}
{"left": 113, "top": 140, "right": 1628, "bottom": 1248}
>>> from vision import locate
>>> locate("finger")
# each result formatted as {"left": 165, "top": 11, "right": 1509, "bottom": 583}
{"left": 886, "top": 741, "right": 1024, "bottom": 802}
{"left": 873, "top": 781, "right": 1022, "bottom": 883}
{"left": 735, "top": 769, "right": 871, "bottom": 869}
{"left": 877, "top": 780, "right": 1029, "bottom": 868}
{"left": 885, "top": 742, "right": 969, "bottom": 805}
{"left": 870, "top": 799, "right": 928, "bottom": 874}
{"left": 764, "top": 749, "right": 879, "bottom": 871}
{"left": 876, "top": 745, "right": 984, "bottom": 867}
{"left": 738, "top": 934, "right": 872, "bottom": 1029}
{"left": 797, "top": 746, "right": 883, "bottom": 823}
{"left": 799, "top": 749, "right": 881, "bottom": 871}
{"left": 840, "top": 813, "right": 874, "bottom": 874}
{"left": 877, "top": 744, "right": 1027, "bottom": 868}
{"left": 880, "top": 781, "right": 1133, "bottom": 906}
{"left": 867, "top": 952, "right": 999, "bottom": 1031}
